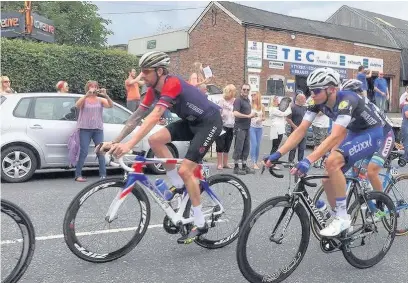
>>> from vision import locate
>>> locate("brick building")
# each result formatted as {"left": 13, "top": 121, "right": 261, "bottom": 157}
{"left": 129, "top": 1, "right": 403, "bottom": 112}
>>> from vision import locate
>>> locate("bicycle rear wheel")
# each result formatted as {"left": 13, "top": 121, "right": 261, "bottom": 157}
{"left": 384, "top": 173, "right": 408, "bottom": 236}
{"left": 342, "top": 191, "right": 397, "bottom": 269}
{"left": 63, "top": 178, "right": 151, "bottom": 263}
{"left": 1, "top": 199, "right": 35, "bottom": 283}
{"left": 236, "top": 196, "right": 310, "bottom": 283}
{"left": 192, "top": 174, "right": 252, "bottom": 249}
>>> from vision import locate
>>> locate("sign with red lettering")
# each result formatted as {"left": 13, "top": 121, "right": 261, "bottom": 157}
{"left": 1, "top": 12, "right": 25, "bottom": 38}
{"left": 31, "top": 13, "right": 55, "bottom": 43}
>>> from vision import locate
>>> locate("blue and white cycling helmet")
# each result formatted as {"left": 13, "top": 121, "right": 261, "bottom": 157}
{"left": 341, "top": 79, "right": 363, "bottom": 92}
{"left": 306, "top": 67, "right": 341, "bottom": 89}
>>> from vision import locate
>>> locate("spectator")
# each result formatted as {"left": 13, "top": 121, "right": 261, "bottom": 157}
{"left": 401, "top": 96, "right": 408, "bottom": 160}
{"left": 232, "top": 83, "right": 255, "bottom": 175}
{"left": 215, "top": 84, "right": 236, "bottom": 170}
{"left": 286, "top": 93, "right": 307, "bottom": 163}
{"left": 56, "top": 80, "right": 69, "bottom": 93}
{"left": 74, "top": 81, "right": 113, "bottom": 182}
{"left": 267, "top": 96, "right": 291, "bottom": 167}
{"left": 125, "top": 68, "right": 144, "bottom": 112}
{"left": 400, "top": 86, "right": 408, "bottom": 109}
{"left": 312, "top": 111, "right": 330, "bottom": 168}
{"left": 356, "top": 66, "right": 372, "bottom": 97}
{"left": 249, "top": 91, "right": 266, "bottom": 169}
{"left": 0, "top": 76, "right": 16, "bottom": 94}
{"left": 373, "top": 71, "right": 389, "bottom": 112}
{"left": 189, "top": 62, "right": 211, "bottom": 87}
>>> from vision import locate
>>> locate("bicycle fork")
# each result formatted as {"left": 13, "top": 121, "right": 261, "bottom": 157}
{"left": 105, "top": 181, "right": 136, "bottom": 223}
{"left": 269, "top": 205, "right": 295, "bottom": 244}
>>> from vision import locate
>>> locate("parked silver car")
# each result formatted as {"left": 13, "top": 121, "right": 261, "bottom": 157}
{"left": 0, "top": 93, "right": 189, "bottom": 183}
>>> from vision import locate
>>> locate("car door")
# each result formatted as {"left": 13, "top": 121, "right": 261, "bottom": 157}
{"left": 26, "top": 96, "right": 78, "bottom": 166}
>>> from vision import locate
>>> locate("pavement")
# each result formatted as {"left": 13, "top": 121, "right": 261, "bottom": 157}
{"left": 1, "top": 135, "right": 408, "bottom": 283}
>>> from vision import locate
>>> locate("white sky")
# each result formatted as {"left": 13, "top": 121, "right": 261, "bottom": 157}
{"left": 93, "top": 1, "right": 408, "bottom": 45}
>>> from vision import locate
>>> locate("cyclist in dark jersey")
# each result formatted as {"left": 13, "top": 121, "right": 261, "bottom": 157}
{"left": 98, "top": 51, "right": 222, "bottom": 244}
{"left": 266, "top": 68, "right": 394, "bottom": 237}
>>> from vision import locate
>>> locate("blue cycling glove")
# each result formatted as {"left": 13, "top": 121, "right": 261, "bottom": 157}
{"left": 268, "top": 152, "right": 282, "bottom": 162}
{"left": 295, "top": 158, "right": 311, "bottom": 176}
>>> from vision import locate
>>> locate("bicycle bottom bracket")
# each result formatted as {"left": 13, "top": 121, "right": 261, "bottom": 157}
{"left": 163, "top": 215, "right": 180, "bottom": 234}
{"left": 320, "top": 237, "right": 340, "bottom": 253}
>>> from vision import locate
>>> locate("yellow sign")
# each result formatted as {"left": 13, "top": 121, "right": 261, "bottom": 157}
{"left": 339, "top": 100, "right": 349, "bottom": 110}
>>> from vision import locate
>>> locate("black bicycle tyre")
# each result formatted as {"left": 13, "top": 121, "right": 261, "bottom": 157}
{"left": 236, "top": 196, "right": 310, "bottom": 283}
{"left": 63, "top": 178, "right": 151, "bottom": 263}
{"left": 192, "top": 174, "right": 252, "bottom": 249}
{"left": 384, "top": 173, "right": 408, "bottom": 236}
{"left": 342, "top": 191, "right": 397, "bottom": 269}
{"left": 1, "top": 199, "right": 36, "bottom": 283}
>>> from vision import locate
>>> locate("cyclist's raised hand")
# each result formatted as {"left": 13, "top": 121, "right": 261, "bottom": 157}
{"left": 265, "top": 152, "right": 281, "bottom": 167}
{"left": 290, "top": 158, "right": 311, "bottom": 177}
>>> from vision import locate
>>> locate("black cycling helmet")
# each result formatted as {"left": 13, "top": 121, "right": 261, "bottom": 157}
{"left": 139, "top": 51, "right": 170, "bottom": 69}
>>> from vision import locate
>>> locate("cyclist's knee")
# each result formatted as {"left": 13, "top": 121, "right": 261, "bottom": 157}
{"left": 148, "top": 131, "right": 170, "bottom": 148}
{"left": 178, "top": 160, "right": 197, "bottom": 180}
{"left": 325, "top": 151, "right": 345, "bottom": 172}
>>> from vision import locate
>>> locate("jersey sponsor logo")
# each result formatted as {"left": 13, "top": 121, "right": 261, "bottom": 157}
{"left": 186, "top": 102, "right": 204, "bottom": 115}
{"left": 338, "top": 100, "right": 350, "bottom": 110}
{"left": 349, "top": 136, "right": 373, "bottom": 156}
{"left": 202, "top": 126, "right": 218, "bottom": 148}
{"left": 381, "top": 134, "right": 393, "bottom": 157}
{"left": 360, "top": 110, "right": 378, "bottom": 126}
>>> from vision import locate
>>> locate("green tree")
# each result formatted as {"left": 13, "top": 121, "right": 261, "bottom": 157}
{"left": 1, "top": 1, "right": 112, "bottom": 48}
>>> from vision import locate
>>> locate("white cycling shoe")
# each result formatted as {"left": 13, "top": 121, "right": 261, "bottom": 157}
{"left": 320, "top": 215, "right": 351, "bottom": 237}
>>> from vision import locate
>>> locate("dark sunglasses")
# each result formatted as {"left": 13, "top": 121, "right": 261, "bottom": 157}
{"left": 242, "top": 88, "right": 250, "bottom": 91}
{"left": 310, "top": 88, "right": 327, "bottom": 95}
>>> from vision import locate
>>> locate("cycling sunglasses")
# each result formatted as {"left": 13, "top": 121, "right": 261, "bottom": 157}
{"left": 310, "top": 88, "right": 328, "bottom": 95}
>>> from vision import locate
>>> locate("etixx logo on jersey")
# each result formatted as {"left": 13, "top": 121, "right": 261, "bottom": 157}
{"left": 338, "top": 100, "right": 350, "bottom": 110}
{"left": 349, "top": 136, "right": 372, "bottom": 156}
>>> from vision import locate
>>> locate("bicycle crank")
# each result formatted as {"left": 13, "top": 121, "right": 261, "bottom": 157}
{"left": 320, "top": 237, "right": 341, "bottom": 253}
{"left": 163, "top": 215, "right": 180, "bottom": 234}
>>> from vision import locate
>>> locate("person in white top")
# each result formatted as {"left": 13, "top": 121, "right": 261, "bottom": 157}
{"left": 215, "top": 84, "right": 236, "bottom": 170}
{"left": 400, "top": 86, "right": 408, "bottom": 109}
{"left": 266, "top": 96, "right": 292, "bottom": 162}
{"left": 249, "top": 91, "right": 266, "bottom": 169}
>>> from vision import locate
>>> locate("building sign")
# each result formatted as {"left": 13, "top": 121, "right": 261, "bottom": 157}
{"left": 248, "top": 74, "right": 260, "bottom": 91}
{"left": 269, "top": 61, "right": 284, "bottom": 69}
{"left": 147, "top": 40, "right": 156, "bottom": 49}
{"left": 263, "top": 43, "right": 383, "bottom": 72}
{"left": 31, "top": 13, "right": 55, "bottom": 43}
{"left": 247, "top": 41, "right": 263, "bottom": 68}
{"left": 1, "top": 12, "right": 25, "bottom": 38}
{"left": 290, "top": 63, "right": 348, "bottom": 78}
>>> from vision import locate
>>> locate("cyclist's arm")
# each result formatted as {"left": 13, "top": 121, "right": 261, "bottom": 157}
{"left": 307, "top": 124, "right": 347, "bottom": 163}
{"left": 278, "top": 119, "right": 311, "bottom": 155}
{"left": 112, "top": 88, "right": 155, "bottom": 143}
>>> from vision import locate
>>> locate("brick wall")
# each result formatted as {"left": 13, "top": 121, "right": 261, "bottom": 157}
{"left": 168, "top": 5, "right": 246, "bottom": 89}
{"left": 170, "top": 5, "right": 401, "bottom": 111}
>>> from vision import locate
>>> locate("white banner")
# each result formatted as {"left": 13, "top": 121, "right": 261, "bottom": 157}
{"left": 269, "top": 61, "right": 284, "bottom": 69}
{"left": 247, "top": 41, "right": 263, "bottom": 68}
{"left": 263, "top": 43, "right": 383, "bottom": 72}
{"left": 248, "top": 74, "right": 260, "bottom": 91}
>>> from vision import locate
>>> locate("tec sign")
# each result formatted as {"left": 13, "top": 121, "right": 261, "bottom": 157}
{"left": 263, "top": 43, "right": 383, "bottom": 72}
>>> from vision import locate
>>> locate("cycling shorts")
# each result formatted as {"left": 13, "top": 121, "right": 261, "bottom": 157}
{"left": 336, "top": 126, "right": 394, "bottom": 173}
{"left": 166, "top": 110, "right": 222, "bottom": 163}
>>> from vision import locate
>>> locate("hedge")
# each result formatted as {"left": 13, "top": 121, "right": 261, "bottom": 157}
{"left": 0, "top": 39, "right": 139, "bottom": 100}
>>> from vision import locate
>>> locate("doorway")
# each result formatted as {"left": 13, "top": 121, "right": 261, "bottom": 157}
{"left": 295, "top": 76, "right": 310, "bottom": 97}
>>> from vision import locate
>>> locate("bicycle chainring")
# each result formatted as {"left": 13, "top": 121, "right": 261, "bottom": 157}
{"left": 163, "top": 215, "right": 180, "bottom": 234}
{"left": 320, "top": 237, "right": 340, "bottom": 253}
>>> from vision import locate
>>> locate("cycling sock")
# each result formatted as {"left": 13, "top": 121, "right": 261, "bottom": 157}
{"left": 330, "top": 208, "right": 336, "bottom": 217}
{"left": 335, "top": 197, "right": 347, "bottom": 218}
{"left": 192, "top": 204, "right": 205, "bottom": 227}
{"left": 166, "top": 168, "right": 184, "bottom": 189}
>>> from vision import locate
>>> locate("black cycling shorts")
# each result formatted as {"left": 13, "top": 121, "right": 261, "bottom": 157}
{"left": 166, "top": 112, "right": 222, "bottom": 163}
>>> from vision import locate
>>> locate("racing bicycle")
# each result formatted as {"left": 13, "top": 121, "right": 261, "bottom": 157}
{"left": 63, "top": 150, "right": 251, "bottom": 263}
{"left": 236, "top": 161, "right": 397, "bottom": 283}
{"left": 1, "top": 199, "right": 36, "bottom": 283}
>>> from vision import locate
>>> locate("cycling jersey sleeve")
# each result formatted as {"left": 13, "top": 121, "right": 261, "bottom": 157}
{"left": 140, "top": 88, "right": 155, "bottom": 109}
{"left": 334, "top": 95, "right": 358, "bottom": 128}
{"left": 156, "top": 77, "right": 182, "bottom": 108}
{"left": 302, "top": 100, "right": 319, "bottom": 122}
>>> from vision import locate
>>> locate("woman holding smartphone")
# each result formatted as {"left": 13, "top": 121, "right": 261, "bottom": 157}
{"left": 74, "top": 81, "right": 113, "bottom": 182}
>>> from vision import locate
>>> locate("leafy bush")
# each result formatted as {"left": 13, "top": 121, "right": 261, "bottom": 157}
{"left": 1, "top": 39, "right": 139, "bottom": 100}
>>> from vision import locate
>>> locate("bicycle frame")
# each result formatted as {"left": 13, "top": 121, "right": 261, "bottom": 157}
{"left": 105, "top": 157, "right": 224, "bottom": 227}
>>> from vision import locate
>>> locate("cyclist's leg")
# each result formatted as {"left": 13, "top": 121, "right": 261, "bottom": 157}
{"left": 368, "top": 128, "right": 394, "bottom": 192}
{"left": 149, "top": 119, "right": 193, "bottom": 188}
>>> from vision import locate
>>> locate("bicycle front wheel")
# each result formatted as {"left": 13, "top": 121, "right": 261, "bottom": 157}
{"left": 1, "top": 199, "right": 36, "bottom": 283}
{"left": 236, "top": 196, "right": 310, "bottom": 283}
{"left": 342, "top": 191, "right": 397, "bottom": 269}
{"left": 63, "top": 178, "right": 151, "bottom": 263}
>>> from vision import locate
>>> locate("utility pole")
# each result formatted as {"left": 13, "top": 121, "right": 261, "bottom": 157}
{"left": 19, "top": 1, "right": 33, "bottom": 35}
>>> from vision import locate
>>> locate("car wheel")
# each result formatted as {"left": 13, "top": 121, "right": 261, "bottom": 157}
{"left": 146, "top": 145, "right": 177, "bottom": 175}
{"left": 1, "top": 146, "right": 38, "bottom": 183}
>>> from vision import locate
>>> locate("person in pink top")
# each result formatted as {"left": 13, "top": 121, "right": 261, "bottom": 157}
{"left": 74, "top": 81, "right": 113, "bottom": 182}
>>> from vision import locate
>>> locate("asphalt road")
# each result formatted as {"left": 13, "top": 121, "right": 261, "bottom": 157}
{"left": 2, "top": 136, "right": 408, "bottom": 283}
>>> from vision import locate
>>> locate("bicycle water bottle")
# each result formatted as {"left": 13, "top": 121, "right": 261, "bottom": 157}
{"left": 155, "top": 179, "right": 174, "bottom": 201}
{"left": 316, "top": 200, "right": 331, "bottom": 221}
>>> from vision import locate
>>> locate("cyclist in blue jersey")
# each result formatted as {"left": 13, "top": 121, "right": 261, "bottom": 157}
{"left": 98, "top": 51, "right": 222, "bottom": 244}
{"left": 266, "top": 68, "right": 394, "bottom": 237}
